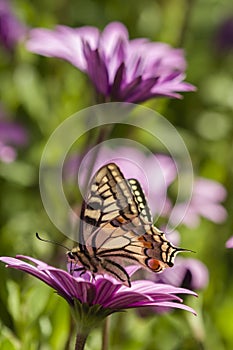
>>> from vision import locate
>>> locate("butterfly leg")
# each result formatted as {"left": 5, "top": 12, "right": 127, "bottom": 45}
{"left": 90, "top": 273, "right": 97, "bottom": 283}
{"left": 69, "top": 260, "right": 73, "bottom": 274}
{"left": 70, "top": 265, "right": 86, "bottom": 277}
{"left": 79, "top": 268, "right": 87, "bottom": 277}
{"left": 73, "top": 267, "right": 95, "bottom": 282}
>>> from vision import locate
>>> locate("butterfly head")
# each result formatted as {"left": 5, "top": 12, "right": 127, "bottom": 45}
{"left": 67, "top": 251, "right": 76, "bottom": 260}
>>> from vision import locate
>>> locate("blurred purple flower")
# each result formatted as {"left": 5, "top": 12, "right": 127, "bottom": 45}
{"left": 215, "top": 16, "right": 233, "bottom": 53}
{"left": 0, "top": 108, "right": 28, "bottom": 163}
{"left": 170, "top": 178, "right": 227, "bottom": 228}
{"left": 152, "top": 257, "right": 209, "bottom": 291}
{"left": 26, "top": 22, "right": 195, "bottom": 103}
{"left": 226, "top": 236, "right": 233, "bottom": 248}
{"left": 0, "top": 0, "right": 26, "bottom": 52}
{"left": 0, "top": 255, "right": 197, "bottom": 321}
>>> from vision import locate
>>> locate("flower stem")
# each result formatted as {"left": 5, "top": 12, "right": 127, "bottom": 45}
{"left": 177, "top": 0, "right": 195, "bottom": 47}
{"left": 75, "top": 332, "right": 88, "bottom": 350}
{"left": 102, "top": 317, "right": 110, "bottom": 350}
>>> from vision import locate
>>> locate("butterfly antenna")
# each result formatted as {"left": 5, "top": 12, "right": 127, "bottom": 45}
{"left": 35, "top": 232, "right": 70, "bottom": 251}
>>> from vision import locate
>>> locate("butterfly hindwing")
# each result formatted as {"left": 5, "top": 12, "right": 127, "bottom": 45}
{"left": 127, "top": 178, "right": 153, "bottom": 224}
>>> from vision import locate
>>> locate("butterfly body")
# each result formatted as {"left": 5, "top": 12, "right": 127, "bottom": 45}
{"left": 68, "top": 163, "right": 187, "bottom": 286}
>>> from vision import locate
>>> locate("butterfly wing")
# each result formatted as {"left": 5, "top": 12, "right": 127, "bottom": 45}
{"left": 79, "top": 163, "right": 141, "bottom": 246}
{"left": 127, "top": 178, "right": 153, "bottom": 224}
{"left": 76, "top": 163, "right": 184, "bottom": 284}
{"left": 126, "top": 178, "right": 184, "bottom": 271}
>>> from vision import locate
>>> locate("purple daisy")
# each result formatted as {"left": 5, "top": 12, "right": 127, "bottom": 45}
{"left": 0, "top": 255, "right": 196, "bottom": 313}
{"left": 26, "top": 22, "right": 195, "bottom": 103}
{"left": 0, "top": 255, "right": 197, "bottom": 348}
{"left": 0, "top": 0, "right": 26, "bottom": 52}
{"left": 0, "top": 256, "right": 196, "bottom": 326}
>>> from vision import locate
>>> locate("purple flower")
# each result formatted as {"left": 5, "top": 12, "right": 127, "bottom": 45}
{"left": 0, "top": 255, "right": 196, "bottom": 322}
{"left": 0, "top": 0, "right": 26, "bottom": 52}
{"left": 0, "top": 108, "right": 28, "bottom": 163}
{"left": 26, "top": 22, "right": 195, "bottom": 103}
{"left": 152, "top": 257, "right": 209, "bottom": 291}
{"left": 170, "top": 178, "right": 227, "bottom": 228}
{"left": 226, "top": 236, "right": 233, "bottom": 248}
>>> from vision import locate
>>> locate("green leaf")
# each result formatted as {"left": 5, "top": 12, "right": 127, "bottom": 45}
{"left": 7, "top": 281, "right": 21, "bottom": 323}
{"left": 0, "top": 324, "right": 21, "bottom": 350}
{"left": 49, "top": 298, "right": 70, "bottom": 350}
{"left": 24, "top": 284, "right": 51, "bottom": 323}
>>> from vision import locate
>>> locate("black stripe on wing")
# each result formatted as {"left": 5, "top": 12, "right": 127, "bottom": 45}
{"left": 81, "top": 163, "right": 139, "bottom": 226}
{"left": 128, "top": 178, "right": 153, "bottom": 224}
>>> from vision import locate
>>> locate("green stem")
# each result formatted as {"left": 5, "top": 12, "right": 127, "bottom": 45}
{"left": 101, "top": 317, "right": 110, "bottom": 350}
{"left": 64, "top": 314, "right": 75, "bottom": 350}
{"left": 177, "top": 0, "right": 195, "bottom": 47}
{"left": 75, "top": 332, "right": 88, "bottom": 350}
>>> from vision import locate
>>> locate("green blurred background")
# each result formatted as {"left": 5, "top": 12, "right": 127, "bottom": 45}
{"left": 0, "top": 0, "right": 233, "bottom": 349}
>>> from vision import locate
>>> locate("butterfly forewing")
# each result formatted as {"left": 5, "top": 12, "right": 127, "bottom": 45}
{"left": 71, "top": 163, "right": 186, "bottom": 286}
{"left": 80, "top": 164, "right": 142, "bottom": 245}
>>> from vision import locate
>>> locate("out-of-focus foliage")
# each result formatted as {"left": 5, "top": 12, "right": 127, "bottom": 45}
{"left": 0, "top": 0, "right": 233, "bottom": 349}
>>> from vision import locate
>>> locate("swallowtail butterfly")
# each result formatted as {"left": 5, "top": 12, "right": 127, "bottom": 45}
{"left": 68, "top": 163, "right": 188, "bottom": 286}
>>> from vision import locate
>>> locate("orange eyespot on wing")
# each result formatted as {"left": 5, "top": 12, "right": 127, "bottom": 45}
{"left": 147, "top": 258, "right": 164, "bottom": 272}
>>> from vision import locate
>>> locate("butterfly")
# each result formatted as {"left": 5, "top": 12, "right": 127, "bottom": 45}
{"left": 68, "top": 162, "right": 188, "bottom": 287}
